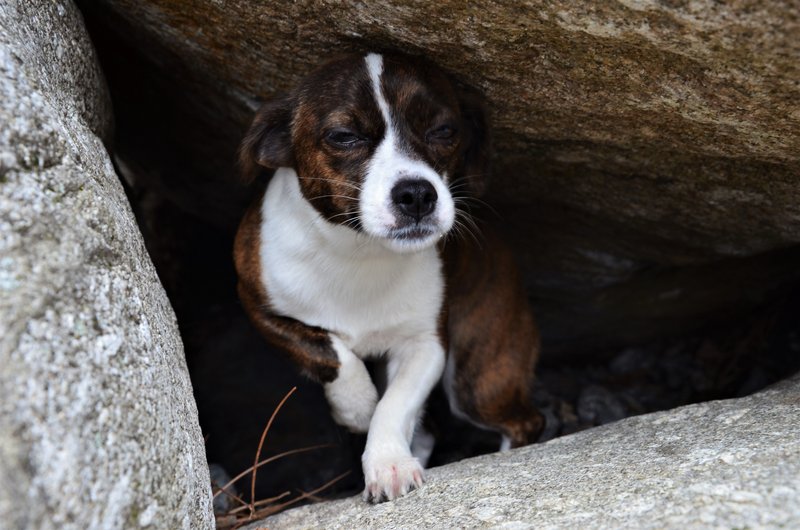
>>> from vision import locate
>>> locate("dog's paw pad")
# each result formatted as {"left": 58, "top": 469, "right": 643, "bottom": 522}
{"left": 362, "top": 455, "right": 424, "bottom": 503}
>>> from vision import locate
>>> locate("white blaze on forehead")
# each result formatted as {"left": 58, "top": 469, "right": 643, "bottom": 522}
{"left": 359, "top": 53, "right": 455, "bottom": 252}
{"left": 365, "top": 53, "right": 393, "bottom": 133}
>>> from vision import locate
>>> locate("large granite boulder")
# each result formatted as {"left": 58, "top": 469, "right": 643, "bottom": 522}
{"left": 74, "top": 0, "right": 800, "bottom": 352}
{"left": 248, "top": 374, "right": 800, "bottom": 529}
{"left": 0, "top": 1, "right": 213, "bottom": 528}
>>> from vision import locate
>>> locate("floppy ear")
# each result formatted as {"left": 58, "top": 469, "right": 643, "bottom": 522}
{"left": 238, "top": 96, "right": 295, "bottom": 183}
{"left": 456, "top": 86, "right": 491, "bottom": 197}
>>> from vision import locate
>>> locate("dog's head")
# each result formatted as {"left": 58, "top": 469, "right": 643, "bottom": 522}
{"left": 240, "top": 52, "right": 489, "bottom": 252}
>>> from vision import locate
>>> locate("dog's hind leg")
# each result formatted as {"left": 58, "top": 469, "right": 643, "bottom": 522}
{"left": 443, "top": 225, "right": 545, "bottom": 449}
{"left": 444, "top": 344, "right": 545, "bottom": 449}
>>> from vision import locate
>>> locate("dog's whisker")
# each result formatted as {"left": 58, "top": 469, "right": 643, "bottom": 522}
{"left": 456, "top": 171, "right": 491, "bottom": 180}
{"left": 301, "top": 177, "right": 364, "bottom": 191}
{"left": 453, "top": 222, "right": 481, "bottom": 249}
{"left": 450, "top": 193, "right": 501, "bottom": 220}
{"left": 446, "top": 207, "right": 483, "bottom": 250}
{"left": 459, "top": 217, "right": 483, "bottom": 246}
{"left": 342, "top": 218, "right": 363, "bottom": 231}
{"left": 327, "top": 211, "right": 353, "bottom": 220}
{"left": 447, "top": 180, "right": 473, "bottom": 191}
{"left": 311, "top": 194, "right": 360, "bottom": 202}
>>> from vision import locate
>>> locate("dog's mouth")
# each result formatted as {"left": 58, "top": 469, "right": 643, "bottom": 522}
{"left": 377, "top": 223, "right": 445, "bottom": 253}
{"left": 390, "top": 225, "right": 436, "bottom": 240}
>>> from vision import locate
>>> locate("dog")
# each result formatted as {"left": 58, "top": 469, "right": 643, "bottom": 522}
{"left": 234, "top": 52, "right": 543, "bottom": 502}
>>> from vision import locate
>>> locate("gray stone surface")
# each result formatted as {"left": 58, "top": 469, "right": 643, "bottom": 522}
{"left": 248, "top": 374, "right": 800, "bottom": 529}
{"left": 0, "top": 1, "right": 213, "bottom": 528}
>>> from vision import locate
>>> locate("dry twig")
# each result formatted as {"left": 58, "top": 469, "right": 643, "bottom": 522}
{"left": 211, "top": 387, "right": 350, "bottom": 529}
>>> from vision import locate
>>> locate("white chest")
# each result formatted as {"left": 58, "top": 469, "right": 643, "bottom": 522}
{"left": 258, "top": 169, "right": 445, "bottom": 356}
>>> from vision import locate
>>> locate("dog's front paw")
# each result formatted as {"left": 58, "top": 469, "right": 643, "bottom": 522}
{"left": 324, "top": 355, "right": 378, "bottom": 433}
{"left": 362, "top": 452, "right": 424, "bottom": 503}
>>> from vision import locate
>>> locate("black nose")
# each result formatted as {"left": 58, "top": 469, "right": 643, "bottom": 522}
{"left": 391, "top": 179, "right": 438, "bottom": 222}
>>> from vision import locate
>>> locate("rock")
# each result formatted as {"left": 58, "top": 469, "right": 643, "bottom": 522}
{"left": 74, "top": 0, "right": 800, "bottom": 352}
{"left": 576, "top": 385, "right": 627, "bottom": 426}
{"left": 208, "top": 463, "right": 236, "bottom": 515}
{"left": 0, "top": 1, "right": 213, "bottom": 528}
{"left": 246, "top": 374, "right": 800, "bottom": 529}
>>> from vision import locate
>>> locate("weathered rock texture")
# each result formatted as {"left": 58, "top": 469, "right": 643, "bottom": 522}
{"left": 248, "top": 374, "right": 800, "bottom": 529}
{"left": 75, "top": 0, "right": 800, "bottom": 351}
{"left": 0, "top": 1, "right": 213, "bottom": 528}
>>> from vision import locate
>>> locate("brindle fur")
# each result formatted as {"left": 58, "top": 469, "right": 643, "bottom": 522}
{"left": 443, "top": 223, "right": 544, "bottom": 447}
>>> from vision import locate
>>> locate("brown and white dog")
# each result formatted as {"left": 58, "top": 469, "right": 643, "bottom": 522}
{"left": 234, "top": 52, "right": 543, "bottom": 502}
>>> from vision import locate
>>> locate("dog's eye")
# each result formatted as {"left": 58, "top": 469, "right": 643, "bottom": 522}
{"left": 426, "top": 125, "right": 456, "bottom": 143}
{"left": 325, "top": 129, "right": 364, "bottom": 148}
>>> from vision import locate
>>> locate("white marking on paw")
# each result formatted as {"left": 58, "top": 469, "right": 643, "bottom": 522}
{"left": 362, "top": 449, "right": 424, "bottom": 503}
{"left": 323, "top": 336, "right": 378, "bottom": 433}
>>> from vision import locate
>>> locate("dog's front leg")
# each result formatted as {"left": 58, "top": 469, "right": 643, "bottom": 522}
{"left": 238, "top": 287, "right": 378, "bottom": 432}
{"left": 362, "top": 336, "right": 446, "bottom": 502}
{"left": 323, "top": 335, "right": 378, "bottom": 433}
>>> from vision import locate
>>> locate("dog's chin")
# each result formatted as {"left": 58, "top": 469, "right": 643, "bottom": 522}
{"left": 377, "top": 226, "right": 444, "bottom": 254}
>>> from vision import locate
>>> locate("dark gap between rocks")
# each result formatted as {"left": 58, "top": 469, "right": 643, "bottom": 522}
{"left": 79, "top": 2, "right": 800, "bottom": 508}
